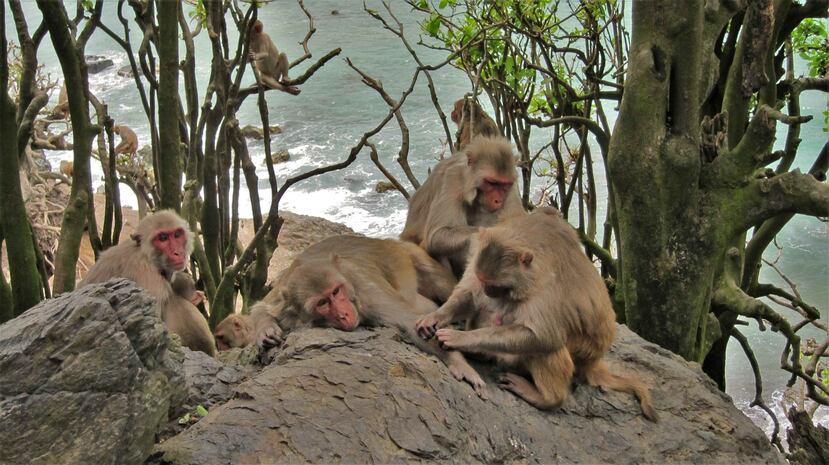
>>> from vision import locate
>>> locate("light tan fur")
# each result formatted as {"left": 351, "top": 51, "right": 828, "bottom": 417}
{"left": 250, "top": 235, "right": 487, "bottom": 395}
{"left": 79, "top": 210, "right": 215, "bottom": 356}
{"left": 400, "top": 136, "right": 525, "bottom": 276}
{"left": 113, "top": 124, "right": 138, "bottom": 156}
{"left": 214, "top": 314, "right": 252, "bottom": 351}
{"left": 416, "top": 208, "right": 658, "bottom": 421}
{"left": 249, "top": 20, "right": 290, "bottom": 89}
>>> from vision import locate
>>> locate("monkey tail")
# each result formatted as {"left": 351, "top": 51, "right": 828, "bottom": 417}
{"left": 583, "top": 360, "right": 659, "bottom": 422}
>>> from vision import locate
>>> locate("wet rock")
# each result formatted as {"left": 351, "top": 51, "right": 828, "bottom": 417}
{"left": 0, "top": 280, "right": 184, "bottom": 465}
{"left": 375, "top": 180, "right": 397, "bottom": 193}
{"left": 241, "top": 124, "right": 283, "bottom": 140}
{"left": 85, "top": 55, "right": 115, "bottom": 74}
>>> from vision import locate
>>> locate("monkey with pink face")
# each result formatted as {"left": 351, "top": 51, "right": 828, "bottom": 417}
{"left": 80, "top": 210, "right": 215, "bottom": 356}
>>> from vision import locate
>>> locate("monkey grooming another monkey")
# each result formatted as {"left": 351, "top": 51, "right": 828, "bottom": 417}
{"left": 416, "top": 208, "right": 658, "bottom": 421}
{"left": 113, "top": 124, "right": 138, "bottom": 156}
{"left": 250, "top": 235, "right": 487, "bottom": 395}
{"left": 451, "top": 98, "right": 500, "bottom": 151}
{"left": 79, "top": 210, "right": 216, "bottom": 356}
{"left": 401, "top": 135, "right": 525, "bottom": 276}
{"left": 214, "top": 314, "right": 252, "bottom": 351}
{"left": 248, "top": 20, "right": 299, "bottom": 94}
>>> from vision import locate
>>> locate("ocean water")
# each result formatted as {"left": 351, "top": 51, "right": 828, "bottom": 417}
{"left": 8, "top": 1, "right": 827, "bottom": 435}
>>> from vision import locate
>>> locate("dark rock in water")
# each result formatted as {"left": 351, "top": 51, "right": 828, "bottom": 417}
{"left": 241, "top": 124, "right": 283, "bottom": 140}
{"left": 150, "top": 325, "right": 784, "bottom": 464}
{"left": 264, "top": 149, "right": 290, "bottom": 165}
{"left": 117, "top": 64, "right": 134, "bottom": 78}
{"left": 0, "top": 279, "right": 185, "bottom": 465}
{"left": 375, "top": 180, "right": 397, "bottom": 193}
{"left": 85, "top": 55, "right": 115, "bottom": 74}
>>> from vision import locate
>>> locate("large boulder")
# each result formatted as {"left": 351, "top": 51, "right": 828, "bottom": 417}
{"left": 150, "top": 325, "right": 784, "bottom": 464}
{"left": 0, "top": 280, "right": 185, "bottom": 465}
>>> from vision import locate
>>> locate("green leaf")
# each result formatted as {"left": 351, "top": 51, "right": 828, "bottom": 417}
{"left": 196, "top": 405, "right": 209, "bottom": 417}
{"left": 178, "top": 413, "right": 191, "bottom": 425}
{"left": 425, "top": 16, "right": 442, "bottom": 36}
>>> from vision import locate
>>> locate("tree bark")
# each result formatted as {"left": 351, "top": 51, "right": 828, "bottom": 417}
{"left": 158, "top": 0, "right": 182, "bottom": 210}
{"left": 0, "top": 8, "right": 43, "bottom": 315}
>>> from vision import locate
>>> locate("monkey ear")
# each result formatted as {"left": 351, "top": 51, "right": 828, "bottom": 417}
{"left": 466, "top": 151, "right": 477, "bottom": 166}
{"left": 130, "top": 233, "right": 142, "bottom": 246}
{"left": 329, "top": 254, "right": 341, "bottom": 269}
{"left": 519, "top": 250, "right": 534, "bottom": 266}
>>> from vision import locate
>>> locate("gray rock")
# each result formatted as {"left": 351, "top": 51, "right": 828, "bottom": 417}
{"left": 150, "top": 325, "right": 784, "bottom": 465}
{"left": 0, "top": 279, "right": 185, "bottom": 465}
{"left": 85, "top": 55, "right": 115, "bottom": 74}
{"left": 179, "top": 349, "right": 253, "bottom": 411}
{"left": 241, "top": 124, "right": 283, "bottom": 140}
{"left": 118, "top": 64, "right": 135, "bottom": 78}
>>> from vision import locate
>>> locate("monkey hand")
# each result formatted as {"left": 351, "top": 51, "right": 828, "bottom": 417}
{"left": 255, "top": 321, "right": 284, "bottom": 351}
{"left": 415, "top": 312, "right": 449, "bottom": 340}
{"left": 435, "top": 328, "right": 471, "bottom": 350}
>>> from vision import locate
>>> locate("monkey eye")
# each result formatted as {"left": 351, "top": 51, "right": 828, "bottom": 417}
{"left": 332, "top": 286, "right": 340, "bottom": 297}
{"left": 316, "top": 298, "right": 329, "bottom": 308}
{"left": 158, "top": 232, "right": 169, "bottom": 241}
{"left": 174, "top": 229, "right": 183, "bottom": 238}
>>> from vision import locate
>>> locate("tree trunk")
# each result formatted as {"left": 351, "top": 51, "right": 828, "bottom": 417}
{"left": 0, "top": 9, "right": 43, "bottom": 315}
{"left": 38, "top": 0, "right": 96, "bottom": 294}
{"left": 158, "top": 0, "right": 182, "bottom": 210}
{"left": 608, "top": 1, "right": 716, "bottom": 361}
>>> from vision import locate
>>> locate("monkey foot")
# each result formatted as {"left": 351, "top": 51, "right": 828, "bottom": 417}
{"left": 450, "top": 363, "right": 487, "bottom": 399}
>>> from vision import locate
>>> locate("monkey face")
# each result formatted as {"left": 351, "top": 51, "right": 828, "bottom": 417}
{"left": 475, "top": 240, "right": 534, "bottom": 302}
{"left": 305, "top": 281, "right": 359, "bottom": 331}
{"left": 479, "top": 176, "right": 514, "bottom": 213}
{"left": 214, "top": 316, "right": 249, "bottom": 351}
{"left": 152, "top": 227, "right": 189, "bottom": 271}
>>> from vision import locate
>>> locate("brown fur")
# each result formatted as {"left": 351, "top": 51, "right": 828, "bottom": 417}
{"left": 400, "top": 136, "right": 525, "bottom": 276}
{"left": 249, "top": 20, "right": 291, "bottom": 89}
{"left": 52, "top": 83, "right": 69, "bottom": 119}
{"left": 214, "top": 314, "right": 252, "bottom": 351}
{"left": 79, "top": 210, "right": 215, "bottom": 357}
{"left": 451, "top": 98, "right": 500, "bottom": 151}
{"left": 250, "top": 235, "right": 487, "bottom": 395}
{"left": 416, "top": 208, "right": 658, "bottom": 421}
{"left": 113, "top": 124, "right": 138, "bottom": 156}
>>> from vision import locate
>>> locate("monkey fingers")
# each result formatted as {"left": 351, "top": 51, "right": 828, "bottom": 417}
{"left": 435, "top": 328, "right": 469, "bottom": 350}
{"left": 447, "top": 353, "right": 488, "bottom": 399}
{"left": 415, "top": 312, "right": 444, "bottom": 339}
{"left": 256, "top": 322, "right": 284, "bottom": 351}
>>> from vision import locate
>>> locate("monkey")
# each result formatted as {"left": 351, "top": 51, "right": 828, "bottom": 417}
{"left": 113, "top": 124, "right": 138, "bottom": 156}
{"left": 451, "top": 97, "right": 500, "bottom": 151}
{"left": 214, "top": 313, "right": 252, "bottom": 351}
{"left": 415, "top": 208, "right": 658, "bottom": 420}
{"left": 171, "top": 271, "right": 205, "bottom": 307}
{"left": 79, "top": 210, "right": 216, "bottom": 357}
{"left": 400, "top": 135, "right": 525, "bottom": 277}
{"left": 59, "top": 160, "right": 74, "bottom": 178}
{"left": 51, "top": 83, "right": 70, "bottom": 120}
{"left": 248, "top": 20, "right": 292, "bottom": 90}
{"left": 250, "top": 235, "right": 488, "bottom": 395}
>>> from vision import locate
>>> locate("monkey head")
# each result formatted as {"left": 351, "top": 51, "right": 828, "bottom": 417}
{"left": 250, "top": 20, "right": 264, "bottom": 40}
{"left": 214, "top": 314, "right": 251, "bottom": 351}
{"left": 451, "top": 99, "right": 464, "bottom": 124}
{"left": 473, "top": 231, "right": 534, "bottom": 303}
{"left": 279, "top": 256, "right": 361, "bottom": 331}
{"left": 464, "top": 136, "right": 517, "bottom": 213}
{"left": 131, "top": 210, "right": 193, "bottom": 276}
